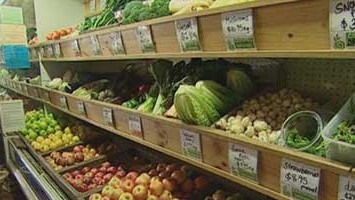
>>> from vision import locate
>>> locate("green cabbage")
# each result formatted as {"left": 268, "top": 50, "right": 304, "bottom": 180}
{"left": 226, "top": 69, "right": 253, "bottom": 99}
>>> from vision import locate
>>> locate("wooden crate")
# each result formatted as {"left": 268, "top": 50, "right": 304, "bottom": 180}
{"left": 66, "top": 95, "right": 87, "bottom": 116}
{"left": 84, "top": 100, "right": 116, "bottom": 128}
{"left": 38, "top": 87, "right": 51, "bottom": 102}
{"left": 27, "top": 85, "right": 40, "bottom": 98}
{"left": 49, "top": 90, "right": 69, "bottom": 110}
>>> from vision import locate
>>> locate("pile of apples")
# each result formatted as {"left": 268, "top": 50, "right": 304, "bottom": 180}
{"left": 31, "top": 127, "right": 80, "bottom": 153}
{"left": 204, "top": 189, "right": 246, "bottom": 200}
{"left": 89, "top": 163, "right": 210, "bottom": 200}
{"left": 45, "top": 144, "right": 101, "bottom": 170}
{"left": 62, "top": 161, "right": 126, "bottom": 193}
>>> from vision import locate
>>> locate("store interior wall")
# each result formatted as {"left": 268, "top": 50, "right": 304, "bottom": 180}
{"left": 5, "top": 0, "right": 36, "bottom": 27}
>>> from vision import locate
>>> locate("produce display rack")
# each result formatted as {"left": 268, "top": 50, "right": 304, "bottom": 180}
{"left": 1, "top": 72, "right": 353, "bottom": 200}
{"left": 29, "top": 0, "right": 355, "bottom": 62}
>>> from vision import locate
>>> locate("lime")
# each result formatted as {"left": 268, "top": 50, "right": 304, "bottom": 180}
{"left": 39, "top": 121, "right": 48, "bottom": 130}
{"left": 54, "top": 125, "right": 61, "bottom": 131}
{"left": 39, "top": 130, "right": 47, "bottom": 136}
{"left": 47, "top": 127, "right": 54, "bottom": 134}
{"left": 29, "top": 131, "right": 38, "bottom": 140}
{"left": 20, "top": 128, "right": 28, "bottom": 136}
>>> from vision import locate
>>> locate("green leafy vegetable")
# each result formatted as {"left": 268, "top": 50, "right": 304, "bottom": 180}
{"left": 151, "top": 0, "right": 171, "bottom": 17}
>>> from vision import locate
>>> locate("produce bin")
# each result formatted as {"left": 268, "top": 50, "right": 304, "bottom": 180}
{"left": 321, "top": 93, "right": 355, "bottom": 165}
{"left": 38, "top": 87, "right": 51, "bottom": 102}
{"left": 27, "top": 85, "right": 40, "bottom": 98}
{"left": 49, "top": 90, "right": 69, "bottom": 110}
{"left": 66, "top": 95, "right": 87, "bottom": 117}
{"left": 84, "top": 100, "right": 116, "bottom": 128}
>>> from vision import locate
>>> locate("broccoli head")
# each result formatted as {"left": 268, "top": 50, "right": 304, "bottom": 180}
{"left": 151, "top": 0, "right": 171, "bottom": 17}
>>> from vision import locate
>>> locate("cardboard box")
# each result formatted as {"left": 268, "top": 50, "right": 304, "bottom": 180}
{"left": 0, "top": 24, "right": 27, "bottom": 45}
{"left": 0, "top": 6, "right": 23, "bottom": 24}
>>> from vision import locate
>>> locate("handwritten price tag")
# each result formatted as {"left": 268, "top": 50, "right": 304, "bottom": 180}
{"left": 71, "top": 39, "right": 81, "bottom": 57}
{"left": 102, "top": 108, "right": 114, "bottom": 126}
{"left": 330, "top": 0, "right": 355, "bottom": 49}
{"left": 90, "top": 35, "right": 102, "bottom": 55}
{"left": 53, "top": 43, "right": 61, "bottom": 58}
{"left": 59, "top": 96, "right": 68, "bottom": 109}
{"left": 229, "top": 143, "right": 258, "bottom": 182}
{"left": 180, "top": 129, "right": 202, "bottom": 161}
{"left": 128, "top": 115, "right": 143, "bottom": 138}
{"left": 77, "top": 101, "right": 86, "bottom": 116}
{"left": 135, "top": 26, "right": 155, "bottom": 53}
{"left": 221, "top": 9, "right": 255, "bottom": 50}
{"left": 175, "top": 17, "right": 201, "bottom": 52}
{"left": 110, "top": 31, "right": 125, "bottom": 55}
{"left": 338, "top": 176, "right": 355, "bottom": 200}
{"left": 280, "top": 159, "right": 320, "bottom": 200}
{"left": 89, "top": 0, "right": 96, "bottom": 13}
{"left": 100, "top": 0, "right": 106, "bottom": 10}
{"left": 45, "top": 45, "right": 54, "bottom": 58}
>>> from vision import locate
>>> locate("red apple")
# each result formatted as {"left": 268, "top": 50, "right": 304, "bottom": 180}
{"left": 149, "top": 180, "right": 164, "bottom": 196}
{"left": 148, "top": 169, "right": 158, "bottom": 177}
{"left": 119, "top": 192, "right": 134, "bottom": 200}
{"left": 74, "top": 152, "right": 84, "bottom": 162}
{"left": 77, "top": 183, "right": 88, "bottom": 192}
{"left": 122, "top": 179, "right": 135, "bottom": 192}
{"left": 135, "top": 173, "right": 151, "bottom": 186}
{"left": 90, "top": 168, "right": 99, "bottom": 175}
{"left": 108, "top": 176, "right": 122, "bottom": 188}
{"left": 159, "top": 190, "right": 173, "bottom": 200}
{"left": 101, "top": 197, "right": 110, "bottom": 200}
{"left": 156, "top": 163, "right": 166, "bottom": 172}
{"left": 107, "top": 166, "right": 117, "bottom": 174}
{"left": 181, "top": 179, "right": 194, "bottom": 193}
{"left": 126, "top": 171, "right": 139, "bottom": 181}
{"left": 83, "top": 177, "right": 91, "bottom": 184}
{"left": 75, "top": 174, "right": 84, "bottom": 180}
{"left": 194, "top": 176, "right": 209, "bottom": 191}
{"left": 171, "top": 170, "right": 186, "bottom": 184}
{"left": 101, "top": 161, "right": 111, "bottom": 168}
{"left": 95, "top": 172, "right": 105, "bottom": 178}
{"left": 147, "top": 195, "right": 159, "bottom": 200}
{"left": 99, "top": 166, "right": 107, "bottom": 173}
{"left": 89, "top": 193, "right": 102, "bottom": 200}
{"left": 88, "top": 183, "right": 97, "bottom": 190}
{"left": 73, "top": 146, "right": 81, "bottom": 153}
{"left": 162, "top": 178, "right": 177, "bottom": 192}
{"left": 158, "top": 171, "right": 170, "bottom": 179}
{"left": 71, "top": 170, "right": 81, "bottom": 177}
{"left": 166, "top": 164, "right": 180, "bottom": 174}
{"left": 97, "top": 179, "right": 106, "bottom": 185}
{"left": 103, "top": 173, "right": 113, "bottom": 182}
{"left": 132, "top": 184, "right": 148, "bottom": 200}
{"left": 63, "top": 173, "right": 72, "bottom": 180}
{"left": 82, "top": 166, "right": 91, "bottom": 174}
{"left": 92, "top": 177, "right": 101, "bottom": 184}
{"left": 116, "top": 170, "right": 126, "bottom": 178}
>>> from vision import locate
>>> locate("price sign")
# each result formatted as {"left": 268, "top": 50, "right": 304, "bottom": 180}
{"left": 53, "top": 43, "right": 61, "bottom": 58}
{"left": 175, "top": 17, "right": 201, "bottom": 52}
{"left": 90, "top": 35, "right": 101, "bottom": 55}
{"left": 77, "top": 101, "right": 86, "bottom": 116}
{"left": 102, "top": 107, "right": 114, "bottom": 126}
{"left": 45, "top": 45, "right": 54, "bottom": 57}
{"left": 39, "top": 47, "right": 45, "bottom": 57}
{"left": 71, "top": 39, "right": 81, "bottom": 57}
{"left": 60, "top": 96, "right": 68, "bottom": 109}
{"left": 100, "top": 0, "right": 107, "bottom": 10}
{"left": 280, "top": 159, "right": 320, "bottom": 200}
{"left": 221, "top": 9, "right": 255, "bottom": 50}
{"left": 135, "top": 26, "right": 155, "bottom": 53}
{"left": 89, "top": 0, "right": 96, "bottom": 13}
{"left": 180, "top": 129, "right": 202, "bottom": 161}
{"left": 110, "top": 31, "right": 125, "bottom": 55}
{"left": 338, "top": 176, "right": 355, "bottom": 200}
{"left": 128, "top": 115, "right": 143, "bottom": 138}
{"left": 229, "top": 143, "right": 258, "bottom": 182}
{"left": 330, "top": 0, "right": 355, "bottom": 49}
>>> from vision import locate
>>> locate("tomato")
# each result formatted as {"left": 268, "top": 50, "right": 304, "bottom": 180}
{"left": 59, "top": 29, "right": 67, "bottom": 36}
{"left": 52, "top": 32, "right": 60, "bottom": 40}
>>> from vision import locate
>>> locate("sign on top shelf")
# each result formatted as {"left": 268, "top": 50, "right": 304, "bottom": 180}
{"left": 330, "top": 0, "right": 355, "bottom": 49}
{"left": 0, "top": 6, "right": 23, "bottom": 25}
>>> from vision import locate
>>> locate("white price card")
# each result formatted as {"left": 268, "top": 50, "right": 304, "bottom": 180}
{"left": 90, "top": 0, "right": 96, "bottom": 13}
{"left": 229, "top": 143, "right": 258, "bottom": 182}
{"left": 90, "top": 35, "right": 101, "bottom": 55}
{"left": 53, "top": 43, "right": 61, "bottom": 58}
{"left": 71, "top": 39, "right": 81, "bottom": 57}
{"left": 45, "top": 45, "right": 54, "bottom": 58}
{"left": 77, "top": 101, "right": 86, "bottom": 116}
{"left": 100, "top": 0, "right": 107, "bottom": 10}
{"left": 0, "top": 100, "right": 25, "bottom": 133}
{"left": 338, "top": 175, "right": 355, "bottom": 200}
{"left": 59, "top": 96, "right": 68, "bottom": 109}
{"left": 135, "top": 26, "right": 155, "bottom": 53}
{"left": 39, "top": 47, "right": 45, "bottom": 57}
{"left": 175, "top": 17, "right": 201, "bottom": 52}
{"left": 102, "top": 107, "right": 114, "bottom": 126}
{"left": 221, "top": 9, "right": 255, "bottom": 50}
{"left": 280, "top": 159, "right": 321, "bottom": 200}
{"left": 330, "top": 0, "right": 355, "bottom": 49}
{"left": 128, "top": 115, "right": 143, "bottom": 139}
{"left": 110, "top": 31, "right": 125, "bottom": 55}
{"left": 180, "top": 129, "right": 202, "bottom": 161}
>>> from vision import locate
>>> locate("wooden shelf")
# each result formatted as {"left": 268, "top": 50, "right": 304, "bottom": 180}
{"left": 2, "top": 78, "right": 353, "bottom": 200}
{"left": 28, "top": 0, "right": 352, "bottom": 61}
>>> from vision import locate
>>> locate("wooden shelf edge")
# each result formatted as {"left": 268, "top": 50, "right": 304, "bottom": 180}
{"left": 40, "top": 50, "right": 355, "bottom": 61}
